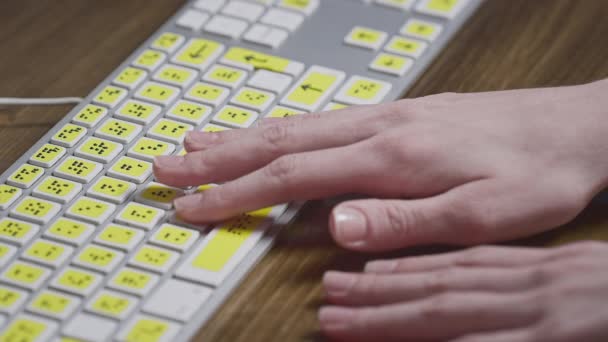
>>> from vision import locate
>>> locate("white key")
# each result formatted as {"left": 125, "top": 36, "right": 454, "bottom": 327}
{"left": 135, "top": 182, "right": 185, "bottom": 210}
{"left": 74, "top": 137, "right": 123, "bottom": 164}
{"left": 4, "top": 314, "right": 58, "bottom": 342}
{"left": 0, "top": 261, "right": 51, "bottom": 291}
{"left": 334, "top": 75, "right": 393, "bottom": 105}
{"left": 21, "top": 238, "right": 74, "bottom": 268}
{"left": 222, "top": 1, "right": 265, "bottom": 22}
{"left": 0, "top": 285, "right": 28, "bottom": 315}
{"left": 85, "top": 289, "right": 138, "bottom": 320}
{"left": 400, "top": 19, "right": 443, "bottom": 41}
{"left": 211, "top": 105, "right": 259, "bottom": 128}
{"left": 26, "top": 290, "right": 81, "bottom": 320}
{"left": 134, "top": 81, "right": 180, "bottom": 107}
{"left": 243, "top": 24, "right": 289, "bottom": 49}
{"left": 153, "top": 64, "right": 198, "bottom": 89}
{"left": 280, "top": 65, "right": 346, "bottom": 112}
{"left": 72, "top": 244, "right": 125, "bottom": 274}
{"left": 149, "top": 223, "right": 200, "bottom": 252}
{"left": 0, "top": 314, "right": 5, "bottom": 328}
{"left": 374, "top": 0, "right": 415, "bottom": 10}
{"left": 369, "top": 53, "right": 414, "bottom": 76}
{"left": 32, "top": 176, "right": 82, "bottom": 204}
{"left": 29, "top": 144, "right": 67, "bottom": 168}
{"left": 53, "top": 157, "right": 103, "bottom": 184}
{"left": 384, "top": 36, "right": 429, "bottom": 58}
{"left": 63, "top": 313, "right": 117, "bottom": 342}
{"left": 230, "top": 87, "right": 276, "bottom": 112}
{"left": 108, "top": 155, "right": 154, "bottom": 183}
{"left": 416, "top": 0, "right": 470, "bottom": 19}
{"left": 86, "top": 176, "right": 137, "bottom": 204}
{"left": 166, "top": 100, "right": 213, "bottom": 125}
{"left": 0, "top": 244, "right": 17, "bottom": 268}
{"left": 176, "top": 9, "right": 209, "bottom": 31}
{"left": 193, "top": 0, "right": 225, "bottom": 12}
{"left": 344, "top": 26, "right": 388, "bottom": 51}
{"left": 247, "top": 69, "right": 292, "bottom": 95}
{"left": 49, "top": 267, "right": 103, "bottom": 296}
{"left": 126, "top": 138, "right": 176, "bottom": 164}
{"left": 10, "top": 196, "right": 61, "bottom": 225}
{"left": 204, "top": 15, "right": 248, "bottom": 39}
{"left": 114, "top": 99, "right": 162, "bottom": 125}
{"left": 94, "top": 223, "right": 145, "bottom": 251}
{"left": 142, "top": 279, "right": 212, "bottom": 322}
{"left": 128, "top": 244, "right": 180, "bottom": 274}
{"left": 259, "top": 8, "right": 304, "bottom": 32}
{"left": 202, "top": 64, "right": 248, "bottom": 89}
{"left": 116, "top": 314, "right": 181, "bottom": 342}
{"left": 43, "top": 217, "right": 95, "bottom": 247}
{"left": 107, "top": 267, "right": 159, "bottom": 297}
{"left": 0, "top": 185, "right": 22, "bottom": 210}
{"left": 114, "top": 203, "right": 165, "bottom": 230}
{"left": 0, "top": 217, "right": 39, "bottom": 247}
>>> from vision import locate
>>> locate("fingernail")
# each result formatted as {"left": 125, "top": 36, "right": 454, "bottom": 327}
{"left": 332, "top": 207, "right": 367, "bottom": 246}
{"left": 323, "top": 271, "right": 355, "bottom": 297}
{"left": 154, "top": 155, "right": 183, "bottom": 169}
{"left": 365, "top": 260, "right": 396, "bottom": 273}
{"left": 318, "top": 307, "right": 353, "bottom": 330}
{"left": 174, "top": 194, "right": 201, "bottom": 212}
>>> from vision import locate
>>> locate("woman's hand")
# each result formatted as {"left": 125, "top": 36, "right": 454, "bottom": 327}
{"left": 319, "top": 241, "right": 608, "bottom": 341}
{"left": 154, "top": 79, "right": 608, "bottom": 251}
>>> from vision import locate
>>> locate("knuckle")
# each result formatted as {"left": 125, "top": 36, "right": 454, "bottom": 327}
{"left": 423, "top": 270, "right": 452, "bottom": 294}
{"left": 527, "top": 265, "right": 559, "bottom": 286}
{"left": 421, "top": 294, "right": 452, "bottom": 321}
{"left": 261, "top": 124, "right": 291, "bottom": 154}
{"left": 265, "top": 155, "right": 297, "bottom": 183}
{"left": 376, "top": 203, "right": 421, "bottom": 241}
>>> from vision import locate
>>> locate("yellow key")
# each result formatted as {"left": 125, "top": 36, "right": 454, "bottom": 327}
{"left": 127, "top": 137, "right": 175, "bottom": 163}
{"left": 335, "top": 76, "right": 392, "bottom": 105}
{"left": 221, "top": 47, "right": 303, "bottom": 76}
{"left": 23, "top": 239, "right": 73, "bottom": 268}
{"left": 184, "top": 82, "right": 229, "bottom": 107}
{"left": 323, "top": 102, "right": 348, "bottom": 111}
{"left": 115, "top": 99, "right": 161, "bottom": 125}
{"left": 0, "top": 285, "right": 27, "bottom": 315}
{"left": 201, "top": 123, "right": 230, "bottom": 132}
{"left": 11, "top": 196, "right": 61, "bottom": 225}
{"left": 0, "top": 261, "right": 51, "bottom": 290}
{"left": 203, "top": 64, "right": 247, "bottom": 89}
{"left": 137, "top": 182, "right": 184, "bottom": 210}
{"left": 29, "top": 143, "right": 67, "bottom": 168}
{"left": 278, "top": 0, "right": 319, "bottom": 14}
{"left": 0, "top": 244, "right": 17, "bottom": 268}
{"left": 33, "top": 176, "right": 82, "bottom": 204}
{"left": 44, "top": 217, "right": 94, "bottom": 246}
{"left": 282, "top": 66, "right": 345, "bottom": 111}
{"left": 134, "top": 81, "right": 179, "bottom": 106}
{"left": 129, "top": 244, "right": 178, "bottom": 273}
{"left": 50, "top": 267, "right": 102, "bottom": 296}
{"left": 108, "top": 156, "right": 153, "bottom": 183}
{"left": 115, "top": 202, "right": 164, "bottom": 230}
{"left": 400, "top": 19, "right": 443, "bottom": 41}
{"left": 51, "top": 123, "right": 88, "bottom": 148}
{"left": 0, "top": 315, "right": 57, "bottom": 342}
{"left": 71, "top": 104, "right": 107, "bottom": 128}
{"left": 149, "top": 223, "right": 199, "bottom": 252}
{"left": 121, "top": 315, "right": 179, "bottom": 342}
{"left": 369, "top": 52, "right": 413, "bottom": 76}
{"left": 74, "top": 244, "right": 124, "bottom": 273}
{"left": 172, "top": 38, "right": 224, "bottom": 70}
{"left": 385, "top": 36, "right": 428, "bottom": 58}
{"left": 7, "top": 164, "right": 44, "bottom": 188}
{"left": 133, "top": 49, "right": 167, "bottom": 71}
{"left": 88, "top": 290, "right": 137, "bottom": 319}
{"left": 75, "top": 136, "right": 123, "bottom": 163}
{"left": 231, "top": 87, "right": 275, "bottom": 112}
{"left": 0, "top": 217, "right": 38, "bottom": 246}
{"left": 166, "top": 100, "right": 212, "bottom": 125}
{"left": 95, "top": 224, "right": 144, "bottom": 251}
{"left": 375, "top": 0, "right": 413, "bottom": 10}
{"left": 212, "top": 105, "right": 258, "bottom": 128}
{"left": 151, "top": 32, "right": 185, "bottom": 53}
{"left": 0, "top": 184, "right": 22, "bottom": 210}
{"left": 28, "top": 290, "right": 80, "bottom": 320}
{"left": 93, "top": 85, "right": 128, "bottom": 108}
{"left": 66, "top": 197, "right": 116, "bottom": 225}
{"left": 109, "top": 268, "right": 158, "bottom": 296}
{"left": 113, "top": 66, "right": 148, "bottom": 90}
{"left": 195, "top": 184, "right": 216, "bottom": 193}
{"left": 54, "top": 156, "right": 103, "bottom": 183}
{"left": 418, "top": 0, "right": 465, "bottom": 19}
{"left": 153, "top": 64, "right": 197, "bottom": 88}
{"left": 344, "top": 26, "right": 388, "bottom": 50}
{"left": 95, "top": 118, "right": 143, "bottom": 144}
{"left": 266, "top": 105, "right": 304, "bottom": 118}
{"left": 87, "top": 176, "right": 136, "bottom": 204}
{"left": 148, "top": 118, "right": 193, "bottom": 144}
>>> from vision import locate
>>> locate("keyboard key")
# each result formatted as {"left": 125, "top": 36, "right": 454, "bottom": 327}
{"left": 153, "top": 64, "right": 198, "bottom": 89}
{"left": 63, "top": 313, "right": 117, "bottom": 342}
{"left": 221, "top": 47, "right": 304, "bottom": 77}
{"left": 230, "top": 87, "right": 275, "bottom": 112}
{"left": 29, "top": 143, "right": 66, "bottom": 168}
{"left": 94, "top": 224, "right": 144, "bottom": 251}
{"left": 44, "top": 217, "right": 95, "bottom": 246}
{"left": 129, "top": 244, "right": 179, "bottom": 273}
{"left": 49, "top": 267, "right": 102, "bottom": 296}
{"left": 222, "top": 1, "right": 265, "bottom": 22}
{"left": 149, "top": 223, "right": 199, "bottom": 252}
{"left": 344, "top": 26, "right": 388, "bottom": 51}
{"left": 108, "top": 267, "right": 159, "bottom": 297}
{"left": 166, "top": 100, "right": 212, "bottom": 125}
{"left": 323, "top": 102, "right": 348, "bottom": 111}
{"left": 115, "top": 99, "right": 162, "bottom": 125}
{"left": 147, "top": 118, "right": 194, "bottom": 144}
{"left": 0, "top": 261, "right": 51, "bottom": 291}
{"left": 7, "top": 164, "right": 44, "bottom": 188}
{"left": 192, "top": 0, "right": 225, "bottom": 12}
{"left": 400, "top": 18, "right": 443, "bottom": 41}
{"left": 0, "top": 314, "right": 58, "bottom": 342}
{"left": 115, "top": 202, "right": 165, "bottom": 230}
{"left": 11, "top": 196, "right": 61, "bottom": 225}
{"left": 384, "top": 35, "right": 428, "bottom": 58}
{"left": 73, "top": 244, "right": 124, "bottom": 274}
{"left": 0, "top": 285, "right": 28, "bottom": 315}
{"left": 176, "top": 9, "right": 209, "bottom": 31}
{"left": 54, "top": 156, "right": 103, "bottom": 183}
{"left": 201, "top": 123, "right": 230, "bottom": 132}
{"left": 184, "top": 82, "right": 230, "bottom": 107}
{"left": 259, "top": 8, "right": 304, "bottom": 32}
{"left": 95, "top": 118, "right": 143, "bottom": 144}
{"left": 204, "top": 15, "right": 249, "bottom": 39}
{"left": 202, "top": 64, "right": 248, "bottom": 89}
{"left": 27, "top": 290, "right": 80, "bottom": 320}
{"left": 0, "top": 184, "right": 22, "bottom": 210}
{"left": 369, "top": 52, "right": 413, "bottom": 76}
{"left": 134, "top": 81, "right": 180, "bottom": 106}
{"left": 243, "top": 24, "right": 289, "bottom": 49}
{"left": 278, "top": 0, "right": 319, "bottom": 15}
{"left": 86, "top": 289, "right": 138, "bottom": 320}
{"left": 334, "top": 75, "right": 392, "bottom": 105}
{"left": 142, "top": 279, "right": 212, "bottom": 322}
{"left": 265, "top": 105, "right": 304, "bottom": 118}
{"left": 87, "top": 176, "right": 136, "bottom": 204}
{"left": 33, "top": 176, "right": 83, "bottom": 204}
{"left": 117, "top": 314, "right": 181, "bottom": 342}
{"left": 172, "top": 38, "right": 224, "bottom": 71}
{"left": 108, "top": 156, "right": 153, "bottom": 183}
{"left": 247, "top": 69, "right": 293, "bottom": 95}
{"left": 72, "top": 104, "right": 107, "bottom": 128}
{"left": 112, "top": 66, "right": 148, "bottom": 90}
{"left": 74, "top": 136, "right": 122, "bottom": 164}
{"left": 136, "top": 182, "right": 184, "bottom": 210}
{"left": 127, "top": 137, "right": 176, "bottom": 163}
{"left": 151, "top": 32, "right": 185, "bottom": 54}
{"left": 281, "top": 65, "right": 346, "bottom": 111}
{"left": 212, "top": 105, "right": 259, "bottom": 128}
{"left": 0, "top": 244, "right": 17, "bottom": 268}
{"left": 66, "top": 197, "right": 116, "bottom": 225}
{"left": 132, "top": 49, "right": 167, "bottom": 71}
{"left": 416, "top": 0, "right": 469, "bottom": 19}
{"left": 22, "top": 239, "right": 74, "bottom": 268}
{"left": 374, "top": 0, "right": 414, "bottom": 10}
{"left": 51, "top": 123, "right": 88, "bottom": 147}
{"left": 0, "top": 217, "right": 39, "bottom": 246}
{"left": 93, "top": 85, "right": 128, "bottom": 108}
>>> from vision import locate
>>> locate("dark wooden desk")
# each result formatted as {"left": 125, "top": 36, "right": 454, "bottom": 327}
{"left": 1, "top": 1, "right": 608, "bottom": 341}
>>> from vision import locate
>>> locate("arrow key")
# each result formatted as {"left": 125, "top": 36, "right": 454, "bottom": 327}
{"left": 280, "top": 66, "right": 345, "bottom": 112}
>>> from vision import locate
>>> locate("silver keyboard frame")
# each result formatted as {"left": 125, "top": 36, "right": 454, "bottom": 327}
{"left": 0, "top": 0, "right": 484, "bottom": 340}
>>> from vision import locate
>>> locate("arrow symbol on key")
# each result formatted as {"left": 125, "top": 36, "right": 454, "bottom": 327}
{"left": 189, "top": 45, "right": 207, "bottom": 58}
{"left": 301, "top": 84, "right": 323, "bottom": 92}
{"left": 244, "top": 55, "right": 268, "bottom": 63}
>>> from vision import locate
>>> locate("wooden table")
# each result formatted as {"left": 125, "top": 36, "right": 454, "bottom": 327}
{"left": 1, "top": 1, "right": 608, "bottom": 341}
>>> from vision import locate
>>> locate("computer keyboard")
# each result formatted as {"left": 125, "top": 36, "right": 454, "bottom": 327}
{"left": 0, "top": 0, "right": 482, "bottom": 340}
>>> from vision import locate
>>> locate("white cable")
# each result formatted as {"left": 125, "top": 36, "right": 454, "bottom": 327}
{"left": 0, "top": 97, "right": 83, "bottom": 105}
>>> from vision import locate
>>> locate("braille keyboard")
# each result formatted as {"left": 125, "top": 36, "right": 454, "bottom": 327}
{"left": 0, "top": 0, "right": 482, "bottom": 340}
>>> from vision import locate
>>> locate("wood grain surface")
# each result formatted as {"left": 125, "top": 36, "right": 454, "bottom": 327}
{"left": 1, "top": 1, "right": 607, "bottom": 341}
